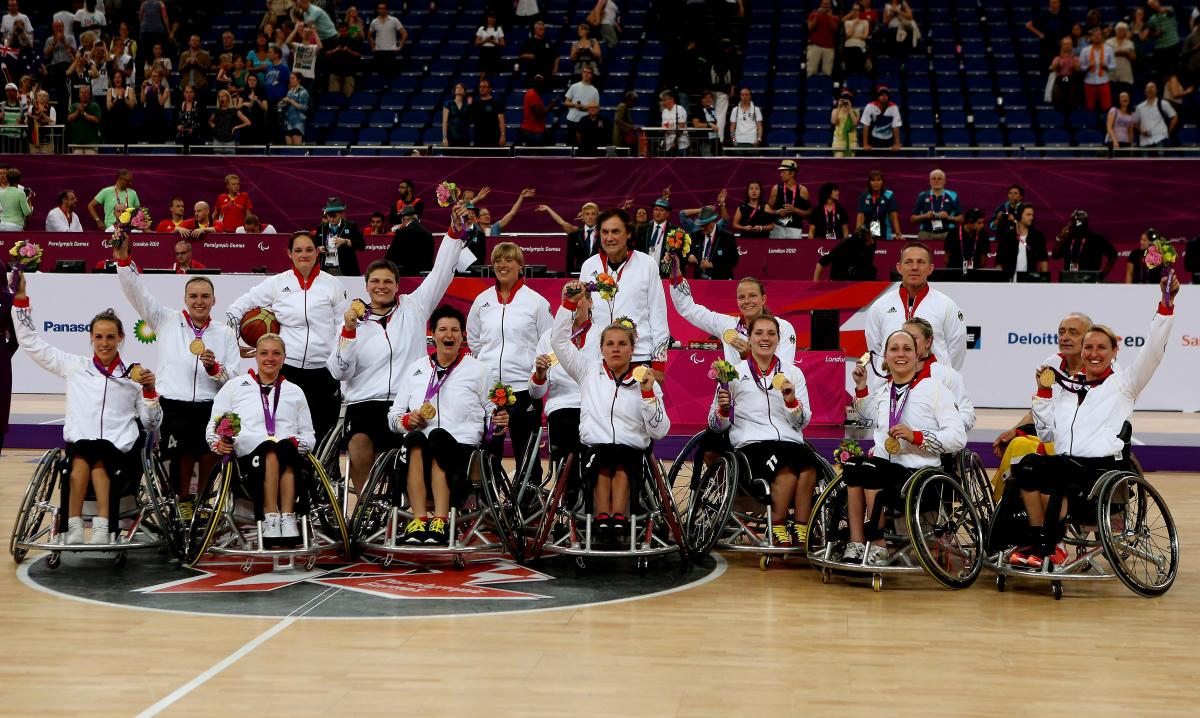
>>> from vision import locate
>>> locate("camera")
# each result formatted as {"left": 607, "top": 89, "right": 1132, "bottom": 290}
{"left": 1070, "top": 209, "right": 1089, "bottom": 228}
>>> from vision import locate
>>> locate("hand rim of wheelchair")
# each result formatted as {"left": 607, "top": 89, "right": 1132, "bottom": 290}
{"left": 140, "top": 434, "right": 187, "bottom": 559}
{"left": 185, "top": 451, "right": 350, "bottom": 567}
{"left": 955, "top": 448, "right": 996, "bottom": 523}
{"left": 11, "top": 445, "right": 176, "bottom": 561}
{"left": 805, "top": 468, "right": 984, "bottom": 589}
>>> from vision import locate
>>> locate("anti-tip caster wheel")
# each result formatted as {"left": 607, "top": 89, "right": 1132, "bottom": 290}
{"left": 996, "top": 574, "right": 1006, "bottom": 592}
{"left": 381, "top": 553, "right": 394, "bottom": 568}
{"left": 871, "top": 574, "right": 883, "bottom": 592}
{"left": 759, "top": 555, "right": 772, "bottom": 571}
{"left": 46, "top": 552, "right": 61, "bottom": 569}
{"left": 304, "top": 555, "right": 317, "bottom": 571}
{"left": 452, "top": 554, "right": 465, "bottom": 570}
{"left": 820, "top": 569, "right": 831, "bottom": 584}
{"left": 1052, "top": 581, "right": 1063, "bottom": 600}
{"left": 113, "top": 551, "right": 128, "bottom": 569}
{"left": 241, "top": 560, "right": 254, "bottom": 574}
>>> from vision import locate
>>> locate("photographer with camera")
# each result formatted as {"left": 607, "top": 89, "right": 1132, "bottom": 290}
{"left": 944, "top": 208, "right": 991, "bottom": 273}
{"left": 1052, "top": 209, "right": 1117, "bottom": 280}
{"left": 995, "top": 203, "right": 1049, "bottom": 281}
{"left": 989, "top": 184, "right": 1024, "bottom": 232}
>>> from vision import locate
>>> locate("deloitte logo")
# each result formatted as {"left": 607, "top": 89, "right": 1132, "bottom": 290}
{"left": 19, "top": 552, "right": 723, "bottom": 620}
{"left": 1007, "top": 331, "right": 1059, "bottom": 345}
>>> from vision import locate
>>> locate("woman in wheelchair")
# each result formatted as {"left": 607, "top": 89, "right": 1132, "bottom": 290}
{"left": 707, "top": 315, "right": 817, "bottom": 547}
{"left": 530, "top": 288, "right": 592, "bottom": 483}
{"left": 1009, "top": 277, "right": 1177, "bottom": 569}
{"left": 552, "top": 281, "right": 670, "bottom": 544}
{"left": 388, "top": 305, "right": 505, "bottom": 546}
{"left": 846, "top": 329, "right": 967, "bottom": 565}
{"left": 206, "top": 334, "right": 316, "bottom": 548}
{"left": 13, "top": 277, "right": 163, "bottom": 545}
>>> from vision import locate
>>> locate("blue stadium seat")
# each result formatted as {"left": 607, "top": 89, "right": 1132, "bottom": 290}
{"left": 1007, "top": 128, "right": 1037, "bottom": 145}
{"left": 973, "top": 110, "right": 1001, "bottom": 128}
{"left": 357, "top": 128, "right": 388, "bottom": 146}
{"left": 390, "top": 127, "right": 421, "bottom": 145}
{"left": 348, "top": 93, "right": 378, "bottom": 111}
{"left": 906, "top": 93, "right": 934, "bottom": 111}
{"left": 1074, "top": 129, "right": 1105, "bottom": 146}
{"left": 969, "top": 92, "right": 996, "bottom": 110}
{"left": 338, "top": 110, "right": 367, "bottom": 129}
{"left": 1036, "top": 109, "right": 1064, "bottom": 128}
{"left": 908, "top": 111, "right": 935, "bottom": 129}
{"left": 1004, "top": 110, "right": 1033, "bottom": 128}
{"left": 804, "top": 109, "right": 829, "bottom": 128}
{"left": 390, "top": 76, "right": 418, "bottom": 92}
{"left": 1069, "top": 109, "right": 1098, "bottom": 130}
{"left": 975, "top": 128, "right": 1005, "bottom": 145}
{"left": 1041, "top": 128, "right": 1071, "bottom": 146}
{"left": 368, "top": 110, "right": 396, "bottom": 128}
{"left": 966, "top": 76, "right": 994, "bottom": 93}
{"left": 309, "top": 109, "right": 336, "bottom": 129}
{"left": 801, "top": 129, "right": 830, "bottom": 147}
{"left": 941, "top": 110, "right": 968, "bottom": 128}
{"left": 326, "top": 127, "right": 357, "bottom": 144}
{"left": 422, "top": 127, "right": 443, "bottom": 144}
{"left": 766, "top": 129, "right": 798, "bottom": 146}
{"left": 943, "top": 129, "right": 972, "bottom": 146}
{"left": 805, "top": 76, "right": 833, "bottom": 94}
{"left": 909, "top": 128, "right": 938, "bottom": 146}
{"left": 318, "top": 91, "right": 348, "bottom": 109}
{"left": 379, "top": 93, "right": 407, "bottom": 111}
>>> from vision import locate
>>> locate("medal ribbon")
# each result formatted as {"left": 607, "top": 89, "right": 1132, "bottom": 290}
{"left": 424, "top": 353, "right": 463, "bottom": 403}
{"left": 750, "top": 356, "right": 780, "bottom": 391}
{"left": 183, "top": 310, "right": 209, "bottom": 343}
{"left": 888, "top": 381, "right": 911, "bottom": 429}
{"left": 901, "top": 285, "right": 928, "bottom": 322}
{"left": 254, "top": 374, "right": 283, "bottom": 436}
{"left": 93, "top": 355, "right": 132, "bottom": 378}
{"left": 569, "top": 319, "right": 591, "bottom": 348}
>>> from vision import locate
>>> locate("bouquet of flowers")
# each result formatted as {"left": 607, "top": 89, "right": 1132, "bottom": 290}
{"left": 1143, "top": 230, "right": 1179, "bottom": 304}
{"left": 660, "top": 227, "right": 692, "bottom": 275}
{"left": 435, "top": 181, "right": 460, "bottom": 208}
{"left": 213, "top": 411, "right": 242, "bottom": 462}
{"left": 710, "top": 359, "right": 740, "bottom": 421}
{"left": 9, "top": 239, "right": 43, "bottom": 271}
{"left": 486, "top": 382, "right": 516, "bottom": 437}
{"left": 832, "top": 439, "right": 864, "bottom": 468}
{"left": 105, "top": 207, "right": 153, "bottom": 248}
{"left": 586, "top": 272, "right": 619, "bottom": 302}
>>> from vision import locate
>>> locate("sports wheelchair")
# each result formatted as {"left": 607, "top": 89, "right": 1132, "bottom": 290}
{"left": 668, "top": 431, "right": 837, "bottom": 569}
{"left": 526, "top": 444, "right": 689, "bottom": 573}
{"left": 350, "top": 438, "right": 531, "bottom": 569}
{"left": 313, "top": 404, "right": 350, "bottom": 517}
{"left": 10, "top": 434, "right": 183, "bottom": 569}
{"left": 185, "top": 451, "right": 350, "bottom": 573}
{"left": 984, "top": 424, "right": 1178, "bottom": 599}
{"left": 805, "top": 449, "right": 987, "bottom": 591}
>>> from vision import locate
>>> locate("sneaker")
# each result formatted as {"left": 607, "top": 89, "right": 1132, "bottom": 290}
{"left": 1024, "top": 553, "right": 1044, "bottom": 569}
{"left": 609, "top": 514, "right": 629, "bottom": 544}
{"left": 177, "top": 499, "right": 194, "bottom": 524}
{"left": 841, "top": 542, "right": 866, "bottom": 561}
{"left": 425, "top": 517, "right": 449, "bottom": 545}
{"left": 770, "top": 523, "right": 793, "bottom": 547}
{"left": 263, "top": 513, "right": 282, "bottom": 549}
{"left": 867, "top": 544, "right": 889, "bottom": 566}
{"left": 280, "top": 513, "right": 300, "bottom": 547}
{"left": 1008, "top": 547, "right": 1033, "bottom": 566}
{"left": 791, "top": 522, "right": 808, "bottom": 546}
{"left": 88, "top": 518, "right": 111, "bottom": 545}
{"left": 65, "top": 516, "right": 85, "bottom": 546}
{"left": 403, "top": 517, "right": 428, "bottom": 544}
{"left": 593, "top": 513, "right": 611, "bottom": 546}
{"left": 1049, "top": 543, "right": 1068, "bottom": 566}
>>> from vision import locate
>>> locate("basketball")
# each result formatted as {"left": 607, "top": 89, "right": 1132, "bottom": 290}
{"left": 239, "top": 307, "right": 280, "bottom": 347}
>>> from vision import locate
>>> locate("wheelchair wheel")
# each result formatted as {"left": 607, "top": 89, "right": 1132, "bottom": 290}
{"left": 350, "top": 448, "right": 402, "bottom": 543}
{"left": 530, "top": 454, "right": 572, "bottom": 560}
{"left": 1097, "top": 471, "right": 1179, "bottom": 598}
{"left": 141, "top": 443, "right": 186, "bottom": 559}
{"left": 683, "top": 453, "right": 737, "bottom": 562}
{"left": 10, "top": 449, "right": 61, "bottom": 563}
{"left": 665, "top": 432, "right": 707, "bottom": 523}
{"left": 306, "top": 454, "right": 351, "bottom": 556}
{"left": 186, "top": 461, "right": 234, "bottom": 567}
{"left": 480, "top": 451, "right": 527, "bottom": 563}
{"left": 648, "top": 454, "right": 690, "bottom": 569}
{"left": 956, "top": 450, "right": 995, "bottom": 523}
{"left": 905, "top": 470, "right": 984, "bottom": 590}
{"left": 805, "top": 474, "right": 850, "bottom": 560}
{"left": 314, "top": 411, "right": 347, "bottom": 498}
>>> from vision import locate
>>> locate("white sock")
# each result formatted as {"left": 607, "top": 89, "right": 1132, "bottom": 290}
{"left": 68, "top": 516, "right": 83, "bottom": 531}
{"left": 92, "top": 517, "right": 109, "bottom": 534}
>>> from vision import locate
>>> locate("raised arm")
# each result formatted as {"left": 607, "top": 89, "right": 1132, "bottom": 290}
{"left": 1125, "top": 279, "right": 1178, "bottom": 399}
{"left": 116, "top": 254, "right": 170, "bottom": 330}
{"left": 495, "top": 188, "right": 535, "bottom": 231}
{"left": 668, "top": 278, "right": 732, "bottom": 338}
{"left": 535, "top": 203, "right": 578, "bottom": 233}
{"left": 552, "top": 284, "right": 591, "bottom": 382}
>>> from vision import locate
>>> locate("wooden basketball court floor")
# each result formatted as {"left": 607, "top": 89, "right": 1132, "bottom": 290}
{"left": 1, "top": 440, "right": 1197, "bottom": 716}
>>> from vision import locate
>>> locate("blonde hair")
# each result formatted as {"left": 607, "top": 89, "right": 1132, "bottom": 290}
{"left": 581, "top": 202, "right": 600, "bottom": 213}
{"left": 1085, "top": 324, "right": 1119, "bottom": 350}
{"left": 490, "top": 242, "right": 525, "bottom": 266}
{"left": 256, "top": 332, "right": 286, "bottom": 354}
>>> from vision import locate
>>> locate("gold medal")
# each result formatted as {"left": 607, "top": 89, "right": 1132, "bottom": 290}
{"left": 419, "top": 402, "right": 437, "bottom": 420}
{"left": 351, "top": 299, "right": 368, "bottom": 318}
{"left": 631, "top": 365, "right": 651, "bottom": 383}
{"left": 771, "top": 373, "right": 788, "bottom": 391}
{"left": 1037, "top": 367, "right": 1056, "bottom": 389}
{"left": 267, "top": 435, "right": 278, "bottom": 442}
{"left": 722, "top": 329, "right": 740, "bottom": 345}
{"left": 188, "top": 338, "right": 206, "bottom": 355}
{"left": 884, "top": 437, "right": 901, "bottom": 454}
{"left": 858, "top": 352, "right": 871, "bottom": 367}
{"left": 128, "top": 365, "right": 145, "bottom": 382}
{"left": 546, "top": 352, "right": 559, "bottom": 367}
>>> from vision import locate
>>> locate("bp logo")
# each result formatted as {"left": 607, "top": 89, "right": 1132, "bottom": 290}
{"left": 19, "top": 552, "right": 723, "bottom": 619}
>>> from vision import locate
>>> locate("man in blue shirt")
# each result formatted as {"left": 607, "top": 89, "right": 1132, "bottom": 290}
{"left": 295, "top": 0, "right": 337, "bottom": 42}
{"left": 263, "top": 46, "right": 291, "bottom": 143}
{"left": 910, "top": 169, "right": 963, "bottom": 241}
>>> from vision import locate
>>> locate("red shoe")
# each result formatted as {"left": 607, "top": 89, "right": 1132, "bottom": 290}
{"left": 1007, "top": 549, "right": 1030, "bottom": 566}
{"left": 1024, "top": 553, "right": 1044, "bottom": 569}
{"left": 1049, "top": 544, "right": 1068, "bottom": 566}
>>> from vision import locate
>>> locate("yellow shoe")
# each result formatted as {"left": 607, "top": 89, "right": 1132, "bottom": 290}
{"left": 770, "top": 523, "right": 793, "bottom": 547}
{"left": 425, "top": 517, "right": 449, "bottom": 545}
{"left": 403, "top": 517, "right": 427, "bottom": 544}
{"left": 791, "top": 522, "right": 808, "bottom": 545}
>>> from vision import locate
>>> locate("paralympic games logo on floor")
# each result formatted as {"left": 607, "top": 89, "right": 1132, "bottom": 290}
{"left": 18, "top": 551, "right": 724, "bottom": 620}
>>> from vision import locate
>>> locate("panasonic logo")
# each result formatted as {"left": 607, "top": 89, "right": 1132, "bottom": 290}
{"left": 43, "top": 321, "right": 90, "bottom": 332}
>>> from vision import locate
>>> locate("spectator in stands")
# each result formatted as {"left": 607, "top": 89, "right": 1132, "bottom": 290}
{"left": 280, "top": 72, "right": 310, "bottom": 145}
{"left": 472, "top": 78, "right": 505, "bottom": 147}
{"left": 86, "top": 44, "right": 110, "bottom": 99}
{"left": 911, "top": 169, "right": 963, "bottom": 242}
{"left": 882, "top": 0, "right": 918, "bottom": 57}
{"left": 659, "top": 90, "right": 688, "bottom": 156}
{"left": 172, "top": 240, "right": 208, "bottom": 273}
{"left": 139, "top": 0, "right": 170, "bottom": 59}
{"left": 0, "top": 81, "right": 22, "bottom": 138}
{"left": 385, "top": 204, "right": 433, "bottom": 275}
{"left": 143, "top": 42, "right": 172, "bottom": 77}
{"left": 1108, "top": 22, "right": 1137, "bottom": 100}
{"left": 831, "top": 89, "right": 860, "bottom": 157}
{"left": 638, "top": 197, "right": 677, "bottom": 271}
{"left": 53, "top": 4, "right": 77, "bottom": 46}
{"left": 210, "top": 89, "right": 251, "bottom": 152}
{"left": 44, "top": 20, "right": 76, "bottom": 103}
{"left": 813, "top": 226, "right": 878, "bottom": 281}
{"left": 214, "top": 174, "right": 253, "bottom": 232}
{"left": 475, "top": 11, "right": 505, "bottom": 79}
{"left": 767, "top": 160, "right": 810, "bottom": 239}
{"left": 363, "top": 212, "right": 390, "bottom": 236}
{"left": 45, "top": 189, "right": 84, "bottom": 232}
{"left": 564, "top": 66, "right": 599, "bottom": 146}
{"left": 0, "top": 167, "right": 31, "bottom": 231}
{"left": 102, "top": 70, "right": 135, "bottom": 144}
{"left": 1147, "top": 0, "right": 1182, "bottom": 79}
{"left": 989, "top": 184, "right": 1024, "bottom": 232}
{"left": 612, "top": 89, "right": 637, "bottom": 149}
{"left": 1134, "top": 80, "right": 1178, "bottom": 149}
{"left": 179, "top": 201, "right": 223, "bottom": 238}
{"left": 27, "top": 91, "right": 56, "bottom": 155}
{"left": 344, "top": 6, "right": 365, "bottom": 40}
{"left": 576, "top": 102, "right": 609, "bottom": 155}
{"left": 995, "top": 204, "right": 1049, "bottom": 280}
{"left": 687, "top": 206, "right": 737, "bottom": 280}
{"left": 1128, "top": 231, "right": 1166, "bottom": 283}
{"left": 945, "top": 208, "right": 991, "bottom": 272}
{"left": 175, "top": 84, "right": 204, "bottom": 151}
{"left": 316, "top": 196, "right": 364, "bottom": 275}
{"left": 263, "top": 46, "right": 291, "bottom": 142}
{"left": 66, "top": 46, "right": 90, "bottom": 103}
{"left": 520, "top": 74, "right": 553, "bottom": 146}
{"left": 2, "top": 2, "right": 30, "bottom": 46}
{"left": 286, "top": 21, "right": 323, "bottom": 87}
{"left": 1027, "top": 0, "right": 1074, "bottom": 68}
{"left": 677, "top": 190, "right": 731, "bottom": 235}
{"left": 218, "top": 30, "right": 243, "bottom": 62}
{"left": 519, "top": 20, "right": 557, "bottom": 82}
{"left": 538, "top": 200, "right": 599, "bottom": 273}
{"left": 690, "top": 90, "right": 719, "bottom": 155}
{"left": 236, "top": 214, "right": 277, "bottom": 233}
{"left": 295, "top": 0, "right": 337, "bottom": 42}
{"left": 248, "top": 31, "right": 272, "bottom": 75}
{"left": 178, "top": 34, "right": 211, "bottom": 101}
{"left": 810, "top": 182, "right": 850, "bottom": 241}
{"left": 595, "top": 0, "right": 620, "bottom": 50}
{"left": 140, "top": 65, "right": 171, "bottom": 142}
{"left": 806, "top": 0, "right": 838, "bottom": 77}
{"left": 1080, "top": 28, "right": 1116, "bottom": 112}
{"left": 324, "top": 22, "right": 363, "bottom": 98}
{"left": 3, "top": 22, "right": 38, "bottom": 83}
{"left": 732, "top": 180, "right": 775, "bottom": 238}
{"left": 728, "top": 87, "right": 763, "bottom": 148}
{"left": 569, "top": 22, "right": 601, "bottom": 79}
{"left": 1106, "top": 91, "right": 1136, "bottom": 152}
{"left": 708, "top": 38, "right": 739, "bottom": 142}
{"left": 240, "top": 73, "right": 270, "bottom": 145}
{"left": 386, "top": 179, "right": 423, "bottom": 225}
{"left": 369, "top": 2, "right": 406, "bottom": 75}
{"left": 74, "top": 1, "right": 106, "bottom": 43}
{"left": 442, "top": 81, "right": 471, "bottom": 147}
{"left": 860, "top": 85, "right": 902, "bottom": 153}
{"left": 477, "top": 188, "right": 536, "bottom": 236}
{"left": 1163, "top": 65, "right": 1194, "bottom": 122}
{"left": 1049, "top": 36, "right": 1082, "bottom": 116}
{"left": 156, "top": 196, "right": 187, "bottom": 233}
{"left": 262, "top": 0, "right": 294, "bottom": 28}
{"left": 843, "top": 4, "right": 870, "bottom": 76}
{"left": 516, "top": 0, "right": 542, "bottom": 26}
{"left": 1052, "top": 210, "right": 1117, "bottom": 277}
{"left": 272, "top": 26, "right": 294, "bottom": 66}
{"left": 66, "top": 83, "right": 102, "bottom": 153}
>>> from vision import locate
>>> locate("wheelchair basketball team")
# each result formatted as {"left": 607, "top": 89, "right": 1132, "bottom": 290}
{"left": 9, "top": 200, "right": 1181, "bottom": 590}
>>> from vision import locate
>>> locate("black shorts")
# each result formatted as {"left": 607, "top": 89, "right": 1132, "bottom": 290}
{"left": 344, "top": 400, "right": 398, "bottom": 451}
{"left": 68, "top": 439, "right": 142, "bottom": 487}
{"left": 236, "top": 439, "right": 306, "bottom": 479}
{"left": 1013, "top": 453, "right": 1126, "bottom": 497}
{"left": 738, "top": 440, "right": 819, "bottom": 484}
{"left": 547, "top": 408, "right": 581, "bottom": 462}
{"left": 582, "top": 444, "right": 645, "bottom": 486}
{"left": 840, "top": 455, "right": 916, "bottom": 491}
{"left": 160, "top": 398, "right": 215, "bottom": 458}
{"left": 402, "top": 428, "right": 478, "bottom": 493}
{"left": 698, "top": 427, "right": 732, "bottom": 456}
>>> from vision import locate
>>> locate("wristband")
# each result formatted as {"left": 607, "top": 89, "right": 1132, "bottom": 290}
{"left": 1036, "top": 387, "right": 1053, "bottom": 399}
{"left": 651, "top": 360, "right": 666, "bottom": 374}
{"left": 13, "top": 296, "right": 29, "bottom": 308}
{"left": 1158, "top": 302, "right": 1174, "bottom": 316}
{"left": 116, "top": 257, "right": 132, "bottom": 267}
{"left": 204, "top": 361, "right": 221, "bottom": 377}
{"left": 641, "top": 389, "right": 656, "bottom": 399}
{"left": 142, "top": 387, "right": 159, "bottom": 400}
{"left": 784, "top": 396, "right": 800, "bottom": 409}
{"left": 717, "top": 405, "right": 730, "bottom": 418}
{"left": 531, "top": 371, "right": 547, "bottom": 386}
{"left": 912, "top": 431, "right": 924, "bottom": 446}
{"left": 854, "top": 386, "right": 869, "bottom": 398}
{"left": 562, "top": 297, "right": 579, "bottom": 311}
{"left": 341, "top": 325, "right": 356, "bottom": 338}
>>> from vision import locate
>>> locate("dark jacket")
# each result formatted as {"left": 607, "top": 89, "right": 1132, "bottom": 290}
{"left": 944, "top": 226, "right": 991, "bottom": 270}
{"left": 996, "top": 226, "right": 1049, "bottom": 280}
{"left": 818, "top": 233, "right": 878, "bottom": 281}
{"left": 567, "top": 224, "right": 600, "bottom": 275}
{"left": 1052, "top": 229, "right": 1117, "bottom": 277}
{"left": 637, "top": 221, "right": 680, "bottom": 277}
{"left": 385, "top": 220, "right": 435, "bottom": 276}
{"left": 316, "top": 220, "right": 365, "bottom": 275}
{"left": 687, "top": 228, "right": 739, "bottom": 280}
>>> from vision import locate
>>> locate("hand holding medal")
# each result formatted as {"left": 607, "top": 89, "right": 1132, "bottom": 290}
{"left": 1037, "top": 366, "right": 1056, "bottom": 389}
{"left": 771, "top": 372, "right": 792, "bottom": 396}
{"left": 344, "top": 298, "right": 368, "bottom": 328}
{"left": 632, "top": 364, "right": 653, "bottom": 390}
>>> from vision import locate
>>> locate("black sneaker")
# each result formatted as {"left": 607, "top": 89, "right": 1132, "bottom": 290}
{"left": 609, "top": 514, "right": 629, "bottom": 545}
{"left": 593, "top": 513, "right": 611, "bottom": 547}
{"left": 424, "top": 517, "right": 449, "bottom": 546}
{"left": 403, "top": 517, "right": 428, "bottom": 544}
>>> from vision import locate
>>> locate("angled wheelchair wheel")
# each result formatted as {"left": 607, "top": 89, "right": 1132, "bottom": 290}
{"left": 530, "top": 454, "right": 572, "bottom": 560}
{"left": 806, "top": 474, "right": 850, "bottom": 560}
{"left": 683, "top": 453, "right": 737, "bottom": 562}
{"left": 480, "top": 451, "right": 527, "bottom": 563}
{"left": 648, "top": 453, "right": 689, "bottom": 568}
{"left": 306, "top": 453, "right": 351, "bottom": 556}
{"left": 10, "top": 449, "right": 62, "bottom": 563}
{"left": 351, "top": 448, "right": 402, "bottom": 543}
{"left": 1097, "top": 471, "right": 1179, "bottom": 598}
{"left": 665, "top": 432, "right": 707, "bottom": 521}
{"left": 956, "top": 450, "right": 995, "bottom": 523}
{"left": 314, "top": 411, "right": 347, "bottom": 497}
{"left": 905, "top": 471, "right": 984, "bottom": 590}
{"left": 186, "top": 460, "right": 234, "bottom": 567}
{"left": 141, "top": 442, "right": 186, "bottom": 559}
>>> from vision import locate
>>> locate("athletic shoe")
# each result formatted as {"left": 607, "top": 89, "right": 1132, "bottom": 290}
{"left": 594, "top": 513, "right": 611, "bottom": 546}
{"left": 770, "top": 523, "right": 793, "bottom": 547}
{"left": 1023, "top": 553, "right": 1044, "bottom": 569}
{"left": 866, "top": 544, "right": 889, "bottom": 567}
{"left": 841, "top": 542, "right": 866, "bottom": 561}
{"left": 791, "top": 522, "right": 808, "bottom": 545}
{"left": 65, "top": 516, "right": 85, "bottom": 546}
{"left": 1049, "top": 544, "right": 1068, "bottom": 566}
{"left": 263, "top": 513, "right": 282, "bottom": 549}
{"left": 403, "top": 517, "right": 428, "bottom": 544}
{"left": 609, "top": 514, "right": 629, "bottom": 544}
{"left": 88, "top": 518, "right": 111, "bottom": 545}
{"left": 177, "top": 499, "right": 194, "bottom": 524}
{"left": 1008, "top": 548, "right": 1033, "bottom": 566}
{"left": 425, "top": 517, "right": 449, "bottom": 545}
{"left": 280, "top": 513, "right": 300, "bottom": 547}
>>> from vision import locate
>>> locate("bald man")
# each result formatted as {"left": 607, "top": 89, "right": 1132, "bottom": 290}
{"left": 178, "top": 201, "right": 224, "bottom": 238}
